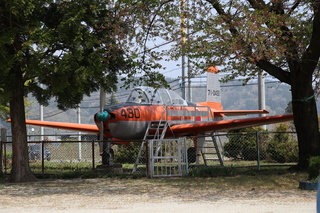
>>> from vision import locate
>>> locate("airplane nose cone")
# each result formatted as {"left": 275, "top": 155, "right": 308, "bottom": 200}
{"left": 96, "top": 111, "right": 109, "bottom": 122}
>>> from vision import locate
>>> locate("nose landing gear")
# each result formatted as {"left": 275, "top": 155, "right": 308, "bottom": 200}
{"left": 96, "top": 140, "right": 122, "bottom": 173}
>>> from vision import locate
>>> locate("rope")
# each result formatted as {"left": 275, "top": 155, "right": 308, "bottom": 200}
{"left": 292, "top": 94, "right": 315, "bottom": 102}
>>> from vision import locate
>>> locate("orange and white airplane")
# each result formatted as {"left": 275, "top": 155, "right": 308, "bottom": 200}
{"left": 20, "top": 67, "right": 293, "bottom": 164}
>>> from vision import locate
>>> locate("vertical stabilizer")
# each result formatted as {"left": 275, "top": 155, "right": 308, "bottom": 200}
{"left": 206, "top": 67, "right": 221, "bottom": 103}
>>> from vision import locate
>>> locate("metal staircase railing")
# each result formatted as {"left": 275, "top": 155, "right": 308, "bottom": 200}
{"left": 132, "top": 108, "right": 168, "bottom": 173}
{"left": 132, "top": 105, "right": 224, "bottom": 172}
{"left": 200, "top": 134, "right": 224, "bottom": 166}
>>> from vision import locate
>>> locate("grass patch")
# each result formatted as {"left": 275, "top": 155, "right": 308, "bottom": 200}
{"left": 189, "top": 166, "right": 236, "bottom": 177}
{"left": 29, "top": 161, "right": 93, "bottom": 174}
{"left": 1, "top": 166, "right": 308, "bottom": 192}
{"left": 185, "top": 166, "right": 308, "bottom": 190}
{"left": 3, "top": 159, "right": 308, "bottom": 191}
{"left": 27, "top": 161, "right": 147, "bottom": 179}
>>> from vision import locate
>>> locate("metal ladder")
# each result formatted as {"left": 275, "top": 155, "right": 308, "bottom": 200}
{"left": 201, "top": 134, "right": 224, "bottom": 166}
{"left": 144, "top": 121, "right": 168, "bottom": 140}
{"left": 132, "top": 120, "right": 169, "bottom": 173}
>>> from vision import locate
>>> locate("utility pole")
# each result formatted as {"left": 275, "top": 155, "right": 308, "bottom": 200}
{"left": 186, "top": 0, "right": 191, "bottom": 102}
{"left": 77, "top": 106, "right": 81, "bottom": 161}
{"left": 40, "top": 83, "right": 44, "bottom": 141}
{"left": 181, "top": 0, "right": 186, "bottom": 99}
{"left": 40, "top": 104, "right": 44, "bottom": 141}
{"left": 258, "top": 71, "right": 266, "bottom": 130}
{"left": 39, "top": 84, "right": 44, "bottom": 160}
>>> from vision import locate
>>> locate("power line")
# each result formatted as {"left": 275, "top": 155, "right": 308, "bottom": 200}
{"left": 81, "top": 106, "right": 99, "bottom": 109}
{"left": 44, "top": 111, "right": 65, "bottom": 119}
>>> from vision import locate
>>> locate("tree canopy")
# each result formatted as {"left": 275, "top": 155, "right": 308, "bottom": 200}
{"left": 134, "top": 1, "right": 319, "bottom": 83}
{"left": 1, "top": 0, "right": 133, "bottom": 110}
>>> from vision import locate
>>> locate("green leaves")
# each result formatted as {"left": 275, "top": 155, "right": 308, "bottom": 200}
{"left": 1, "top": 0, "right": 159, "bottom": 111}
{"left": 133, "top": 0, "right": 318, "bottom": 86}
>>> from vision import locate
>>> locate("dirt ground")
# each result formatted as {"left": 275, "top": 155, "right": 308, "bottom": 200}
{"left": 0, "top": 178, "right": 317, "bottom": 213}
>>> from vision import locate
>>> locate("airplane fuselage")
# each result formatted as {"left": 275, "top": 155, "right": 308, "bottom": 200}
{"left": 94, "top": 102, "right": 210, "bottom": 140}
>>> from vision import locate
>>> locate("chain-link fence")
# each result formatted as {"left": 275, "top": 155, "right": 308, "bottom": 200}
{"left": 1, "top": 133, "right": 150, "bottom": 176}
{"left": 193, "top": 131, "right": 298, "bottom": 168}
{"left": 1, "top": 132, "right": 299, "bottom": 176}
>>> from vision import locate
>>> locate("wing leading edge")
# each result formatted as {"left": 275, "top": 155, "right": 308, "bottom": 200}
{"left": 165, "top": 114, "right": 294, "bottom": 138}
{"left": 23, "top": 120, "right": 99, "bottom": 134}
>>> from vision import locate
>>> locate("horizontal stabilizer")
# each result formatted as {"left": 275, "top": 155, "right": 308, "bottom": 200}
{"left": 214, "top": 109, "right": 269, "bottom": 117}
{"left": 197, "top": 102, "right": 269, "bottom": 116}
{"left": 197, "top": 102, "right": 224, "bottom": 110}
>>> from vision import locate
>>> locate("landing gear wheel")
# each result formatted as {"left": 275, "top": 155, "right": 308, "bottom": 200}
{"left": 101, "top": 148, "right": 114, "bottom": 165}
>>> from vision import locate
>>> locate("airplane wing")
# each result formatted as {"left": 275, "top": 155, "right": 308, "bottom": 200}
{"left": 8, "top": 114, "right": 293, "bottom": 140}
{"left": 22, "top": 120, "right": 99, "bottom": 134}
{"left": 165, "top": 114, "right": 293, "bottom": 138}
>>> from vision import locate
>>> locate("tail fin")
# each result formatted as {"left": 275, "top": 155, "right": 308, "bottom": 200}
{"left": 200, "top": 67, "right": 268, "bottom": 117}
{"left": 206, "top": 66, "right": 221, "bottom": 103}
{"left": 197, "top": 67, "right": 224, "bottom": 119}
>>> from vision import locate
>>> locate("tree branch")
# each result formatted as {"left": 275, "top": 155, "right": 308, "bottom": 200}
{"left": 301, "top": 1, "right": 320, "bottom": 73}
{"left": 288, "top": 0, "right": 301, "bottom": 15}
{"left": 207, "top": 0, "right": 291, "bottom": 83}
{"left": 207, "top": 0, "right": 238, "bottom": 36}
{"left": 255, "top": 60, "right": 290, "bottom": 84}
{"left": 141, "top": 0, "right": 174, "bottom": 64}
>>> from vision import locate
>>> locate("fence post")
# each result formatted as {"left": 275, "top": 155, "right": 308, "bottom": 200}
{"left": 0, "top": 128, "right": 6, "bottom": 174}
{"left": 92, "top": 140, "right": 95, "bottom": 170}
{"left": 41, "top": 140, "right": 45, "bottom": 175}
{"left": 146, "top": 140, "right": 149, "bottom": 178}
{"left": 256, "top": 132, "right": 261, "bottom": 170}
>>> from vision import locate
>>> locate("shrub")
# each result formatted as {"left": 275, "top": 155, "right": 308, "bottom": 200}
{"left": 114, "top": 142, "right": 142, "bottom": 164}
{"left": 5, "top": 152, "right": 12, "bottom": 160}
{"left": 308, "top": 156, "right": 320, "bottom": 180}
{"left": 224, "top": 126, "right": 267, "bottom": 161}
{"left": 266, "top": 124, "right": 298, "bottom": 163}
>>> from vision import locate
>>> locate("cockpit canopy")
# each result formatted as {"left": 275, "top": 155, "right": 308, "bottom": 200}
{"left": 126, "top": 86, "right": 188, "bottom": 106}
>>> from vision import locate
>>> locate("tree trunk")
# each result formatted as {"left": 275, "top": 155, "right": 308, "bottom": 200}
{"left": 291, "top": 70, "right": 320, "bottom": 169}
{"left": 8, "top": 68, "right": 37, "bottom": 183}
